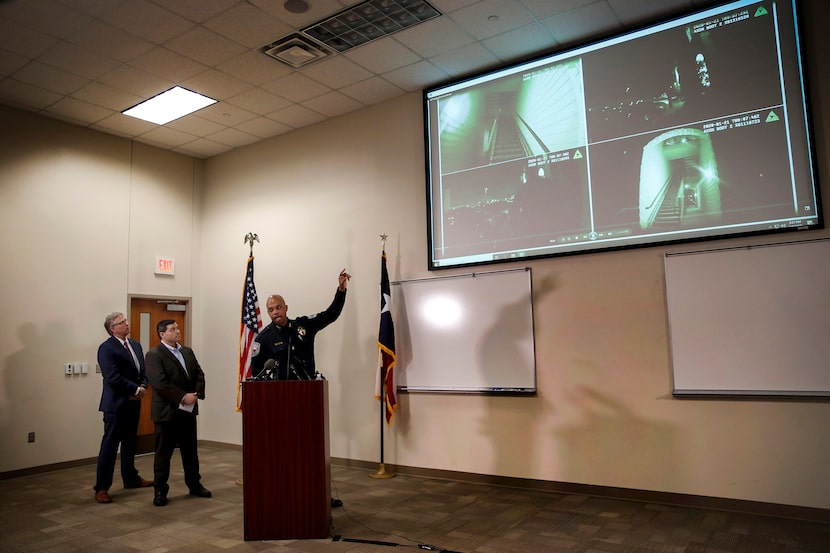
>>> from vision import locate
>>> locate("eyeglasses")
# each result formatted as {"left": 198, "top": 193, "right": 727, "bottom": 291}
{"left": 112, "top": 320, "right": 128, "bottom": 326}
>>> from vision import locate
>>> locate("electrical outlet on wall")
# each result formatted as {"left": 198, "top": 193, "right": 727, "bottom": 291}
{"left": 64, "top": 363, "right": 72, "bottom": 375}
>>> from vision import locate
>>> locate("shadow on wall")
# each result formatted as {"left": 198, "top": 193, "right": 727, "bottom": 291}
{"left": 477, "top": 274, "right": 557, "bottom": 477}
{"left": 555, "top": 385, "right": 676, "bottom": 488}
{"left": 2, "top": 323, "right": 47, "bottom": 429}
{"left": 1, "top": 321, "right": 87, "bottom": 466}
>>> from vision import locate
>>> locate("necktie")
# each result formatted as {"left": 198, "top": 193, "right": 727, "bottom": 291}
{"left": 124, "top": 340, "right": 140, "bottom": 372}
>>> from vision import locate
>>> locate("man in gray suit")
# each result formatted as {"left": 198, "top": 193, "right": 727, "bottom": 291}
{"left": 145, "top": 319, "right": 210, "bottom": 507}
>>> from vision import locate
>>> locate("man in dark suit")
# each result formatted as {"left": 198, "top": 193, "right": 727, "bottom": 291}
{"left": 93, "top": 312, "right": 153, "bottom": 504}
{"left": 145, "top": 319, "right": 210, "bottom": 507}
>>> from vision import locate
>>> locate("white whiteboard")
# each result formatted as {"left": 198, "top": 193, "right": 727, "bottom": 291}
{"left": 392, "top": 268, "right": 535, "bottom": 393}
{"left": 665, "top": 239, "right": 830, "bottom": 396}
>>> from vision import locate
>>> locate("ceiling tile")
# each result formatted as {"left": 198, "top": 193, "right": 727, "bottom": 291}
{"left": 302, "top": 56, "right": 373, "bottom": 89}
{"left": 45, "top": 96, "right": 112, "bottom": 124}
{"left": 429, "top": 42, "right": 500, "bottom": 78}
{"left": 340, "top": 77, "right": 404, "bottom": 105}
{"left": 98, "top": 64, "right": 174, "bottom": 99}
{"left": 101, "top": 0, "right": 194, "bottom": 44}
{"left": 181, "top": 68, "right": 253, "bottom": 100}
{"left": 128, "top": 47, "right": 209, "bottom": 83}
{"left": 266, "top": 104, "right": 326, "bottom": 128}
{"left": 343, "top": 37, "right": 421, "bottom": 75}
{"left": 518, "top": 0, "right": 598, "bottom": 20}
{"left": 217, "top": 50, "right": 294, "bottom": 86}
{"left": 204, "top": 3, "right": 293, "bottom": 49}
{"left": 39, "top": 42, "right": 121, "bottom": 81}
{"left": 195, "top": 101, "right": 258, "bottom": 126}
{"left": 481, "top": 22, "right": 557, "bottom": 63}
{"left": 165, "top": 114, "right": 226, "bottom": 136}
{"left": 301, "top": 90, "right": 363, "bottom": 118}
{"left": 66, "top": 20, "right": 155, "bottom": 63}
{"left": 262, "top": 72, "right": 331, "bottom": 103}
{"left": 225, "top": 87, "right": 292, "bottom": 115}
{"left": 12, "top": 61, "right": 88, "bottom": 95}
{"left": 248, "top": 0, "right": 347, "bottom": 28}
{"left": 150, "top": 0, "right": 241, "bottom": 23}
{"left": 381, "top": 60, "right": 449, "bottom": 92}
{"left": 165, "top": 26, "right": 248, "bottom": 67}
{"left": 0, "top": 17, "right": 61, "bottom": 58}
{"left": 0, "top": 0, "right": 91, "bottom": 39}
{"left": 607, "top": 0, "right": 694, "bottom": 27}
{"left": 205, "top": 126, "right": 261, "bottom": 147}
{"left": 539, "top": 2, "right": 622, "bottom": 47}
{"left": 394, "top": 14, "right": 475, "bottom": 59}
{"left": 54, "top": 0, "right": 130, "bottom": 19}
{"left": 233, "top": 116, "right": 293, "bottom": 139}
{"left": 93, "top": 112, "right": 157, "bottom": 137}
{"left": 0, "top": 78, "right": 62, "bottom": 110}
{"left": 429, "top": 0, "right": 478, "bottom": 13}
{"left": 138, "top": 125, "right": 201, "bottom": 148}
{"left": 71, "top": 81, "right": 144, "bottom": 111}
{"left": 0, "top": 49, "right": 30, "bottom": 76}
{"left": 173, "top": 137, "right": 232, "bottom": 158}
{"left": 450, "top": 0, "right": 534, "bottom": 41}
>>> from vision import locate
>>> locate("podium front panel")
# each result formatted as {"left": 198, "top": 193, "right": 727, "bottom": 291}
{"left": 242, "top": 380, "right": 331, "bottom": 540}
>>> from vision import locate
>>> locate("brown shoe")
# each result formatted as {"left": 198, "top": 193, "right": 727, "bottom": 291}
{"left": 124, "top": 478, "right": 154, "bottom": 489}
{"left": 95, "top": 490, "right": 112, "bottom": 504}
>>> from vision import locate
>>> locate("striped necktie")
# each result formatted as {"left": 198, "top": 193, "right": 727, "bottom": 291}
{"left": 124, "top": 340, "right": 140, "bottom": 372}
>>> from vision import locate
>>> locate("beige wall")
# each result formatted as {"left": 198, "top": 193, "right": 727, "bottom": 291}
{"left": 0, "top": 108, "right": 200, "bottom": 471}
{"left": 1, "top": 0, "right": 829, "bottom": 510}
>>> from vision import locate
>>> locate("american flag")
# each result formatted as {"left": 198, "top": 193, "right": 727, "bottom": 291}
{"left": 376, "top": 249, "right": 398, "bottom": 424}
{"left": 237, "top": 255, "right": 262, "bottom": 410}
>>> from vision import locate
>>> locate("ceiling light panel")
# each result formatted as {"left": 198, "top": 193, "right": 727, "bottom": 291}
{"left": 122, "top": 86, "right": 217, "bottom": 125}
{"left": 302, "top": 0, "right": 441, "bottom": 54}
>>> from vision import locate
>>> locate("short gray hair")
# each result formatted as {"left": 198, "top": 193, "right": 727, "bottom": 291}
{"left": 104, "top": 312, "right": 124, "bottom": 336}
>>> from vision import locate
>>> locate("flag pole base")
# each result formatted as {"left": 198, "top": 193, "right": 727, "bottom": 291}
{"left": 369, "top": 463, "right": 396, "bottom": 479}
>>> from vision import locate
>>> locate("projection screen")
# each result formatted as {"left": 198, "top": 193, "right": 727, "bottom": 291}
{"left": 424, "top": 0, "right": 820, "bottom": 270}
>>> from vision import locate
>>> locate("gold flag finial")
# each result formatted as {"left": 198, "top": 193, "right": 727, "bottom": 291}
{"left": 244, "top": 232, "right": 259, "bottom": 256}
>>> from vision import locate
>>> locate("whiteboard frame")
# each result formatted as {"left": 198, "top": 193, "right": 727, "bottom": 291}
{"left": 664, "top": 238, "right": 830, "bottom": 398}
{"left": 392, "top": 267, "right": 536, "bottom": 395}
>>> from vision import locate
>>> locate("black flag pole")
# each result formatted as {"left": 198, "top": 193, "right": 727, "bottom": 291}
{"left": 371, "top": 234, "right": 395, "bottom": 479}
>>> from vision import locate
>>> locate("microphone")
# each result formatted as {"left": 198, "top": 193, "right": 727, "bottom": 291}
{"left": 263, "top": 358, "right": 276, "bottom": 380}
{"left": 285, "top": 335, "right": 306, "bottom": 380}
{"left": 252, "top": 359, "right": 276, "bottom": 381}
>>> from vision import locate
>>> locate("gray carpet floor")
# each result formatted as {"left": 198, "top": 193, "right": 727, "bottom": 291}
{"left": 1, "top": 446, "right": 828, "bottom": 552}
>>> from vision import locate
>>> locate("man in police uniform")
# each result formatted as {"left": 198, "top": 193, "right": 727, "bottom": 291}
{"left": 251, "top": 269, "right": 351, "bottom": 381}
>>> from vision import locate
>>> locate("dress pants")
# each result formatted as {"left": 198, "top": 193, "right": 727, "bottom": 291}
{"left": 94, "top": 400, "right": 141, "bottom": 491}
{"left": 153, "top": 410, "right": 202, "bottom": 496}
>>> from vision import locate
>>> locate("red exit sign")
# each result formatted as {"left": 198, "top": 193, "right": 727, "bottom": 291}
{"left": 155, "top": 257, "right": 175, "bottom": 275}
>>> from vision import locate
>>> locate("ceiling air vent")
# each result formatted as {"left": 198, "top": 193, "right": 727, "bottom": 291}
{"left": 261, "top": 34, "right": 333, "bottom": 69}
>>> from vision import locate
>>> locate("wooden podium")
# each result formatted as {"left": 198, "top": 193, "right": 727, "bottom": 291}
{"left": 241, "top": 380, "right": 331, "bottom": 541}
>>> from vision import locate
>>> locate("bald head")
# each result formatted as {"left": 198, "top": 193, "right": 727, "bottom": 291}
{"left": 266, "top": 294, "right": 288, "bottom": 327}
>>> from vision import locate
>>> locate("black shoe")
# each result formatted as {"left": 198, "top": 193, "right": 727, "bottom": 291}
{"left": 124, "top": 478, "right": 154, "bottom": 489}
{"left": 153, "top": 493, "right": 168, "bottom": 507}
{"left": 189, "top": 486, "right": 212, "bottom": 498}
{"left": 331, "top": 498, "right": 343, "bottom": 508}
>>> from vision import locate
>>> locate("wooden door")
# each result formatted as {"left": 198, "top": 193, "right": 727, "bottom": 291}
{"left": 129, "top": 297, "right": 188, "bottom": 453}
